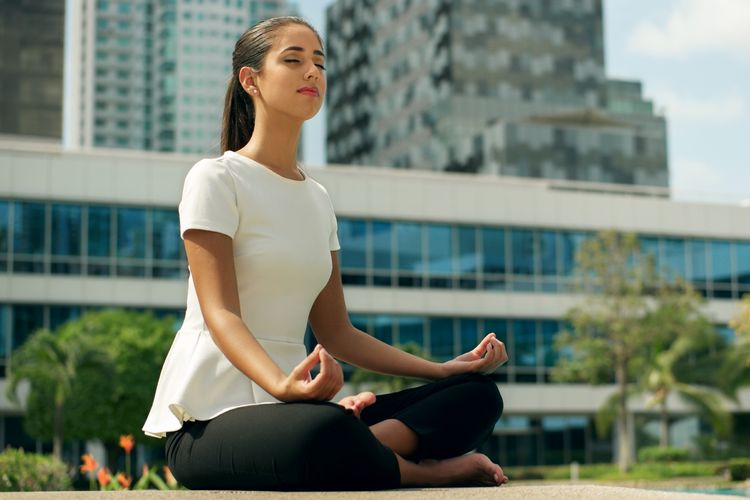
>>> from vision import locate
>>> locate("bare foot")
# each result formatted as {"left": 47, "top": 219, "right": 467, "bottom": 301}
{"left": 413, "top": 453, "right": 508, "bottom": 487}
{"left": 337, "top": 391, "right": 376, "bottom": 418}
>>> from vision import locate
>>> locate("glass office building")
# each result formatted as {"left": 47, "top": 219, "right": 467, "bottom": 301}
{"left": 2, "top": 142, "right": 748, "bottom": 465}
{"left": 63, "top": 0, "right": 295, "bottom": 154}
{"left": 0, "top": 0, "right": 65, "bottom": 139}
{"left": 325, "top": 0, "right": 668, "bottom": 188}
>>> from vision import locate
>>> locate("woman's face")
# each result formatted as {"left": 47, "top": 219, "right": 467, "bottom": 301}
{"left": 249, "top": 24, "right": 326, "bottom": 122}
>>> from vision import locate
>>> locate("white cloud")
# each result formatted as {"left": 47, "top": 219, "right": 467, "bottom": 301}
{"left": 647, "top": 86, "right": 746, "bottom": 122}
{"left": 628, "top": 0, "right": 750, "bottom": 60}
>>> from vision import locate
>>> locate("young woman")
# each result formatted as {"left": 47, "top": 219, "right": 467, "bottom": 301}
{"left": 143, "top": 16, "right": 510, "bottom": 491}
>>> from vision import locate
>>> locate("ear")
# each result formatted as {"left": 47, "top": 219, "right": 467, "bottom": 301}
{"left": 238, "top": 66, "right": 256, "bottom": 90}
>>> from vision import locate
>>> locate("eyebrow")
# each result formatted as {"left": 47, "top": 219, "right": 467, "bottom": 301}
{"left": 281, "top": 46, "right": 325, "bottom": 58}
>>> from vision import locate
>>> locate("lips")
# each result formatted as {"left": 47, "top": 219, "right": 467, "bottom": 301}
{"left": 297, "top": 87, "right": 319, "bottom": 97}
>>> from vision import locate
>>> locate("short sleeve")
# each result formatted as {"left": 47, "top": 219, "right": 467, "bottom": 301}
{"left": 329, "top": 210, "right": 340, "bottom": 251}
{"left": 319, "top": 183, "right": 340, "bottom": 251}
{"left": 178, "top": 159, "right": 240, "bottom": 239}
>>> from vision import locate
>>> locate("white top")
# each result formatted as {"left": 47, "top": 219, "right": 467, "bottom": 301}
{"left": 142, "top": 150, "right": 340, "bottom": 438}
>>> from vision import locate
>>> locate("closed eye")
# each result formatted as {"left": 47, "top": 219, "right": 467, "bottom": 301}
{"left": 284, "top": 59, "right": 326, "bottom": 70}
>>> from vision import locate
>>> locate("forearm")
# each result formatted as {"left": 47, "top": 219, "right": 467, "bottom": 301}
{"left": 205, "top": 309, "right": 287, "bottom": 397}
{"left": 325, "top": 327, "right": 445, "bottom": 381}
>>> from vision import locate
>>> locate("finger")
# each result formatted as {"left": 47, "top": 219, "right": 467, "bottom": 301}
{"left": 476, "top": 333, "right": 496, "bottom": 357}
{"left": 359, "top": 391, "right": 376, "bottom": 406}
{"left": 487, "top": 342, "right": 504, "bottom": 373}
{"left": 295, "top": 344, "right": 322, "bottom": 377}
{"left": 329, "top": 350, "right": 344, "bottom": 398}
{"left": 318, "top": 348, "right": 341, "bottom": 399}
{"left": 485, "top": 339, "right": 509, "bottom": 373}
{"left": 494, "top": 338, "right": 509, "bottom": 365}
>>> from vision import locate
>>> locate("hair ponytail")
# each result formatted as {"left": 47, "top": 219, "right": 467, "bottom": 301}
{"left": 219, "top": 16, "right": 322, "bottom": 153}
{"left": 220, "top": 76, "right": 255, "bottom": 153}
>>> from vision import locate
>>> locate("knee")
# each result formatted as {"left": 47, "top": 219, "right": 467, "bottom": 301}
{"left": 464, "top": 373, "right": 504, "bottom": 424}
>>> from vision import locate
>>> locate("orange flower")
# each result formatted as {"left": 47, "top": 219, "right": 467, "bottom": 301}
{"left": 163, "top": 465, "right": 178, "bottom": 487}
{"left": 80, "top": 453, "right": 98, "bottom": 474}
{"left": 116, "top": 473, "right": 132, "bottom": 489}
{"left": 142, "top": 463, "right": 149, "bottom": 476}
{"left": 97, "top": 467, "right": 111, "bottom": 487}
{"left": 119, "top": 434, "right": 135, "bottom": 455}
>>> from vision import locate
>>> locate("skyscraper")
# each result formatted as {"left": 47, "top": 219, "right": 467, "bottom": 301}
{"left": 63, "top": 0, "right": 295, "bottom": 155}
{"left": 325, "top": 0, "right": 668, "bottom": 188}
{"left": 0, "top": 0, "right": 65, "bottom": 139}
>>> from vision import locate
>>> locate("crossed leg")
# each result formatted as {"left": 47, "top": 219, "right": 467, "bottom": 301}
{"left": 342, "top": 373, "right": 509, "bottom": 487}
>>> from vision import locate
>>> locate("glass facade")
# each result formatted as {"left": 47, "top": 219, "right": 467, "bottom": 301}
{"left": 1, "top": 200, "right": 186, "bottom": 279}
{"left": 338, "top": 217, "right": 750, "bottom": 301}
{"left": 4, "top": 198, "right": 750, "bottom": 301}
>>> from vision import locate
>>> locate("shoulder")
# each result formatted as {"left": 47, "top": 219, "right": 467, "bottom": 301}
{"left": 184, "top": 154, "right": 238, "bottom": 187}
{"left": 305, "top": 174, "right": 332, "bottom": 198}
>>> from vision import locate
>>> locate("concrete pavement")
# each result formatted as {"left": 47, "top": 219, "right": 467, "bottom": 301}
{"left": 0, "top": 485, "right": 735, "bottom": 499}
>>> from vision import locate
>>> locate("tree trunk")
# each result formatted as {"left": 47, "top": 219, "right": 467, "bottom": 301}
{"left": 660, "top": 400, "right": 669, "bottom": 448}
{"left": 53, "top": 401, "right": 63, "bottom": 461}
{"left": 616, "top": 361, "right": 630, "bottom": 473}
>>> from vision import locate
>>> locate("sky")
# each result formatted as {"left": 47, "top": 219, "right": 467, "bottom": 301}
{"left": 298, "top": 0, "right": 750, "bottom": 206}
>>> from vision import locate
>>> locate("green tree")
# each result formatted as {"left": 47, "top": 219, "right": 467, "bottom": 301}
{"left": 722, "top": 294, "right": 750, "bottom": 394}
{"left": 6, "top": 309, "right": 177, "bottom": 461}
{"left": 552, "top": 230, "right": 657, "bottom": 472}
{"left": 350, "top": 343, "right": 433, "bottom": 393}
{"left": 6, "top": 328, "right": 109, "bottom": 460}
{"left": 639, "top": 282, "right": 731, "bottom": 447}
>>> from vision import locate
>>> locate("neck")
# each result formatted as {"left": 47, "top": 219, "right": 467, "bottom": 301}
{"left": 238, "top": 107, "right": 302, "bottom": 174}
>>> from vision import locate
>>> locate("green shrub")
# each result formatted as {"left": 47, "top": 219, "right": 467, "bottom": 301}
{"left": 638, "top": 446, "right": 690, "bottom": 463}
{"left": 0, "top": 448, "right": 72, "bottom": 492}
{"left": 728, "top": 458, "right": 750, "bottom": 481}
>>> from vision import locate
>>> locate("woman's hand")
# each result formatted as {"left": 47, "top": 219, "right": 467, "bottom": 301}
{"left": 274, "top": 344, "right": 344, "bottom": 402}
{"left": 337, "top": 391, "right": 376, "bottom": 418}
{"left": 441, "top": 333, "right": 508, "bottom": 378}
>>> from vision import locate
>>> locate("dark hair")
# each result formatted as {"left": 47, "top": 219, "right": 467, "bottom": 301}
{"left": 220, "top": 16, "right": 322, "bottom": 153}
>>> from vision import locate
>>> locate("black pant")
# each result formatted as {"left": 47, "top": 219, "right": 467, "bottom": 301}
{"left": 165, "top": 372, "right": 503, "bottom": 491}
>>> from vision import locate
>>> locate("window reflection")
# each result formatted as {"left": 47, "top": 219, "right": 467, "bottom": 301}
{"left": 13, "top": 202, "right": 46, "bottom": 273}
{"left": 511, "top": 229, "right": 535, "bottom": 292}
{"left": 0, "top": 202, "right": 8, "bottom": 272}
{"left": 481, "top": 227, "right": 505, "bottom": 289}
{"left": 663, "top": 238, "right": 686, "bottom": 282}
{"left": 427, "top": 225, "right": 452, "bottom": 288}
{"left": 457, "top": 226, "right": 478, "bottom": 289}
{"left": 396, "top": 223, "right": 423, "bottom": 287}
{"left": 513, "top": 319, "right": 537, "bottom": 368}
{"left": 429, "top": 317, "right": 453, "bottom": 360}
{"left": 397, "top": 315, "right": 424, "bottom": 348}
{"left": 51, "top": 204, "right": 82, "bottom": 274}
{"left": 117, "top": 207, "right": 146, "bottom": 277}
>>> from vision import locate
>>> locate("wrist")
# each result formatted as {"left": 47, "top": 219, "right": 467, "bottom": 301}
{"left": 270, "top": 373, "right": 290, "bottom": 401}
{"left": 433, "top": 361, "right": 449, "bottom": 380}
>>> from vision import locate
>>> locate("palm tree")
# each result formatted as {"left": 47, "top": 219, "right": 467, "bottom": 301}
{"left": 721, "top": 295, "right": 750, "bottom": 397}
{"left": 642, "top": 333, "right": 731, "bottom": 447}
{"left": 640, "top": 282, "right": 731, "bottom": 447}
{"left": 6, "top": 329, "right": 109, "bottom": 460}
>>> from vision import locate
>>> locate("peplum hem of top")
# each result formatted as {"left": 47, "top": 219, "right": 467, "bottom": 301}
{"left": 141, "top": 328, "right": 308, "bottom": 438}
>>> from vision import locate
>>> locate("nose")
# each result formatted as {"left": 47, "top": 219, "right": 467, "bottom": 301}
{"left": 305, "top": 63, "right": 321, "bottom": 81}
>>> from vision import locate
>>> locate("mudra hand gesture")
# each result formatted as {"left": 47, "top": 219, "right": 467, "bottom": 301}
{"left": 442, "top": 333, "right": 508, "bottom": 378}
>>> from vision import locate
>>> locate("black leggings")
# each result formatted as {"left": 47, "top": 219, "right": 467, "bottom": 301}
{"left": 165, "top": 372, "right": 503, "bottom": 491}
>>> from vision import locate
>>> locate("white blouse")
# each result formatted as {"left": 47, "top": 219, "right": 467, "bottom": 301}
{"left": 142, "top": 151, "right": 340, "bottom": 438}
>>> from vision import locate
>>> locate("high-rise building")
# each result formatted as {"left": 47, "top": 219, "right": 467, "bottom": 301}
{"left": 0, "top": 0, "right": 65, "bottom": 139}
{"left": 325, "top": 0, "right": 668, "bottom": 188}
{"left": 63, "top": 0, "right": 295, "bottom": 155}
